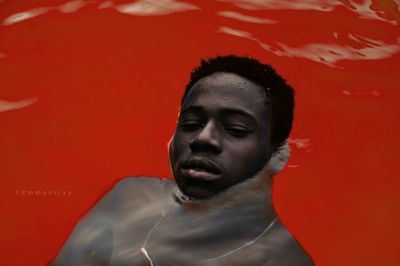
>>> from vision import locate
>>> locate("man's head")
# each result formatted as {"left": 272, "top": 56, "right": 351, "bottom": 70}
{"left": 170, "top": 55, "right": 294, "bottom": 199}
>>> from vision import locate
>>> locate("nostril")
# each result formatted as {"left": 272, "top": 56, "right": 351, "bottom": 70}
{"left": 189, "top": 137, "right": 222, "bottom": 154}
{"left": 189, "top": 121, "right": 222, "bottom": 154}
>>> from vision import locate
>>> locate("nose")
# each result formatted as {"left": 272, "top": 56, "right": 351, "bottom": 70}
{"left": 189, "top": 121, "right": 222, "bottom": 154}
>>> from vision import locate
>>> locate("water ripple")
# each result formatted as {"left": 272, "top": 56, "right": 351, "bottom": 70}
{"left": 218, "top": 26, "right": 400, "bottom": 67}
{"left": 0, "top": 98, "right": 38, "bottom": 113}
{"left": 217, "top": 11, "right": 278, "bottom": 24}
{"left": 219, "top": 0, "right": 400, "bottom": 25}
{"left": 2, "top": 0, "right": 89, "bottom": 25}
{"left": 58, "top": 0, "right": 87, "bottom": 13}
{"left": 3, "top": 7, "right": 49, "bottom": 26}
{"left": 115, "top": 0, "right": 200, "bottom": 16}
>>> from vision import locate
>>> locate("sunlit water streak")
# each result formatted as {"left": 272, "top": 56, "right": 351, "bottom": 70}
{"left": 217, "top": 11, "right": 278, "bottom": 24}
{"left": 2, "top": 0, "right": 398, "bottom": 68}
{"left": 0, "top": 98, "right": 38, "bottom": 112}
{"left": 218, "top": 0, "right": 400, "bottom": 25}
{"left": 115, "top": 0, "right": 200, "bottom": 16}
{"left": 218, "top": 26, "right": 400, "bottom": 67}
{"left": 2, "top": 0, "right": 88, "bottom": 25}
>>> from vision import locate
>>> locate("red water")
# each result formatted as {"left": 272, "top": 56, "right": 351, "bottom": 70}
{"left": 0, "top": 0, "right": 399, "bottom": 265}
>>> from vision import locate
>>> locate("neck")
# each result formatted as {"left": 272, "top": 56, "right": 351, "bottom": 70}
{"left": 174, "top": 162, "right": 277, "bottom": 222}
{"left": 171, "top": 142, "right": 290, "bottom": 222}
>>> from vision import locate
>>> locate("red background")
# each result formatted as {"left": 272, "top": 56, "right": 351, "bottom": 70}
{"left": 1, "top": 0, "right": 399, "bottom": 265}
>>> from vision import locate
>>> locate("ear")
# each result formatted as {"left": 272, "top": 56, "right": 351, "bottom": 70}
{"left": 267, "top": 141, "right": 290, "bottom": 174}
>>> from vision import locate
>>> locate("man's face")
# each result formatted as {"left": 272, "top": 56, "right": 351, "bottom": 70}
{"left": 171, "top": 72, "right": 272, "bottom": 198}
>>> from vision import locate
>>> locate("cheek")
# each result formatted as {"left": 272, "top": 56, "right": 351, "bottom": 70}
{"left": 171, "top": 132, "right": 190, "bottom": 162}
{"left": 225, "top": 140, "right": 269, "bottom": 172}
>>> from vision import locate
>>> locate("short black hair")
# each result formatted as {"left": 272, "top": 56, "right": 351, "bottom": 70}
{"left": 182, "top": 55, "right": 294, "bottom": 149}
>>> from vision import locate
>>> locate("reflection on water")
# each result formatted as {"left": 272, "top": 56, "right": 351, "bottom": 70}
{"left": 98, "top": 1, "right": 113, "bottom": 9}
{"left": 2, "top": 0, "right": 398, "bottom": 67}
{"left": 218, "top": 26, "right": 400, "bottom": 67}
{"left": 219, "top": 0, "right": 400, "bottom": 25}
{"left": 3, "top": 0, "right": 399, "bottom": 25}
{"left": 3, "top": 7, "right": 49, "bottom": 25}
{"left": 288, "top": 138, "right": 311, "bottom": 150}
{"left": 2, "top": 0, "right": 88, "bottom": 25}
{"left": 218, "top": 0, "right": 342, "bottom": 11}
{"left": 342, "top": 89, "right": 381, "bottom": 96}
{"left": 58, "top": 0, "right": 87, "bottom": 13}
{"left": 116, "top": 0, "right": 200, "bottom": 16}
{"left": 2, "top": 0, "right": 200, "bottom": 24}
{"left": 217, "top": 11, "right": 278, "bottom": 24}
{"left": 0, "top": 98, "right": 38, "bottom": 112}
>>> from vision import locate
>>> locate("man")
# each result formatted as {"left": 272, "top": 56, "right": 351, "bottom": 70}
{"left": 50, "top": 55, "right": 314, "bottom": 265}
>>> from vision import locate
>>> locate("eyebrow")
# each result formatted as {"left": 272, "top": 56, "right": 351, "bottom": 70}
{"left": 180, "top": 106, "right": 204, "bottom": 114}
{"left": 180, "top": 106, "right": 258, "bottom": 125}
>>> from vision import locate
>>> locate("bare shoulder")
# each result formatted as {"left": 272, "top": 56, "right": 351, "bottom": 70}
{"left": 48, "top": 176, "right": 174, "bottom": 265}
{"left": 265, "top": 220, "right": 314, "bottom": 266}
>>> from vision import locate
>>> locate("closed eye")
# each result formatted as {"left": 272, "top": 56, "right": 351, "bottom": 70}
{"left": 224, "top": 125, "right": 252, "bottom": 138}
{"left": 180, "top": 120, "right": 203, "bottom": 131}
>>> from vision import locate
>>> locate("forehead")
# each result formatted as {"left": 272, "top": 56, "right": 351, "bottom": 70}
{"left": 182, "top": 72, "right": 268, "bottom": 120}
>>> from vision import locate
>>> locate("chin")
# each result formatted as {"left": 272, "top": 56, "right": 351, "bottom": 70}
{"left": 174, "top": 172, "right": 225, "bottom": 199}
{"left": 180, "top": 184, "right": 218, "bottom": 199}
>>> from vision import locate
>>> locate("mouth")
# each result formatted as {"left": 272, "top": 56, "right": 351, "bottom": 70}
{"left": 180, "top": 158, "right": 222, "bottom": 181}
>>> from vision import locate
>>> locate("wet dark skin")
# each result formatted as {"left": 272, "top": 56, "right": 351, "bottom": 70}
{"left": 171, "top": 72, "right": 273, "bottom": 198}
{"left": 51, "top": 72, "right": 314, "bottom": 266}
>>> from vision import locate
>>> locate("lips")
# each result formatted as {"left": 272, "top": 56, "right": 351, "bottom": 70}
{"left": 180, "top": 158, "right": 222, "bottom": 181}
